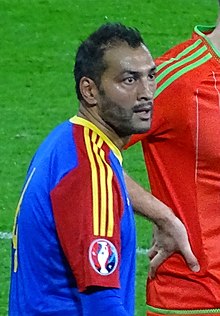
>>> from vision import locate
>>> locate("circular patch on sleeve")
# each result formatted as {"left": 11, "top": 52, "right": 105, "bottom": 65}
{"left": 89, "top": 239, "right": 118, "bottom": 276}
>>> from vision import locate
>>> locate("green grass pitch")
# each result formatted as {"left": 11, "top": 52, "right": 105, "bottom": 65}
{"left": 0, "top": 0, "right": 217, "bottom": 314}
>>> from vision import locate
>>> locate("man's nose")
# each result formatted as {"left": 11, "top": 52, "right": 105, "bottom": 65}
{"left": 137, "top": 78, "right": 156, "bottom": 100}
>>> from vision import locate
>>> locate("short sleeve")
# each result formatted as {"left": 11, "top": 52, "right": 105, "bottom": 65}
{"left": 50, "top": 159, "right": 124, "bottom": 292}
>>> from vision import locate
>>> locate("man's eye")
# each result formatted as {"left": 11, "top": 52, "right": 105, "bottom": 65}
{"left": 123, "top": 77, "right": 135, "bottom": 84}
{"left": 148, "top": 73, "right": 156, "bottom": 80}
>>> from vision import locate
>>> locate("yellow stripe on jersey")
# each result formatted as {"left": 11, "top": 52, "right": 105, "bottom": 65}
{"left": 12, "top": 167, "right": 36, "bottom": 234}
{"left": 84, "top": 127, "right": 114, "bottom": 237}
{"left": 84, "top": 127, "right": 99, "bottom": 236}
{"left": 100, "top": 149, "right": 114, "bottom": 237}
{"left": 70, "top": 116, "right": 122, "bottom": 165}
{"left": 12, "top": 167, "right": 36, "bottom": 272}
{"left": 91, "top": 133, "right": 107, "bottom": 236}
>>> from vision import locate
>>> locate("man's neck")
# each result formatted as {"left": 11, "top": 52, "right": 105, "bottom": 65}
{"left": 77, "top": 103, "right": 130, "bottom": 151}
{"left": 206, "top": 18, "right": 220, "bottom": 52}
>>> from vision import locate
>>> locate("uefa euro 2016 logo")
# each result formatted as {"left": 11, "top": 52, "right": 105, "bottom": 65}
{"left": 89, "top": 239, "right": 118, "bottom": 276}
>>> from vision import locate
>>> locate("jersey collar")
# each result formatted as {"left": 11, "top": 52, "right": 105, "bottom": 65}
{"left": 69, "top": 116, "right": 122, "bottom": 165}
{"left": 194, "top": 25, "right": 220, "bottom": 57}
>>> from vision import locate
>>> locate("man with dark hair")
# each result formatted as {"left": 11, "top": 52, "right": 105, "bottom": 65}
{"left": 9, "top": 23, "right": 198, "bottom": 315}
{"left": 126, "top": 2, "right": 220, "bottom": 315}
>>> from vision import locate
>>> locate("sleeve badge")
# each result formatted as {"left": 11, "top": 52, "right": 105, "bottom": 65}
{"left": 89, "top": 239, "right": 118, "bottom": 276}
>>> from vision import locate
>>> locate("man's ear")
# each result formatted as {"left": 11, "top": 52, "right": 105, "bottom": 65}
{"left": 79, "top": 77, "right": 98, "bottom": 106}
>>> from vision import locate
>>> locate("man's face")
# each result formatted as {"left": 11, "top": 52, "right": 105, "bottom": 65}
{"left": 96, "top": 43, "right": 156, "bottom": 137}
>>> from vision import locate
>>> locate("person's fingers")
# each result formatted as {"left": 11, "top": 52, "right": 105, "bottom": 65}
{"left": 180, "top": 244, "right": 200, "bottom": 272}
{"left": 147, "top": 246, "right": 158, "bottom": 260}
{"left": 148, "top": 250, "right": 169, "bottom": 279}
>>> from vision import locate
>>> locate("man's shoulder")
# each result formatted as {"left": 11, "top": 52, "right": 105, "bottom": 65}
{"left": 155, "top": 37, "right": 197, "bottom": 66}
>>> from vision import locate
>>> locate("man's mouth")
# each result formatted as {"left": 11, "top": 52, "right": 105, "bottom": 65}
{"left": 133, "top": 103, "right": 152, "bottom": 120}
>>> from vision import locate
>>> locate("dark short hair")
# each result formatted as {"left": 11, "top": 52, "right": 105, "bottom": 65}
{"left": 74, "top": 23, "right": 145, "bottom": 100}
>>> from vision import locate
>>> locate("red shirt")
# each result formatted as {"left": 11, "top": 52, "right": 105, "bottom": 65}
{"left": 128, "top": 26, "right": 220, "bottom": 313}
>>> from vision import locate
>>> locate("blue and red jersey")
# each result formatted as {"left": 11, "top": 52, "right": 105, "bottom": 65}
{"left": 9, "top": 116, "right": 136, "bottom": 315}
